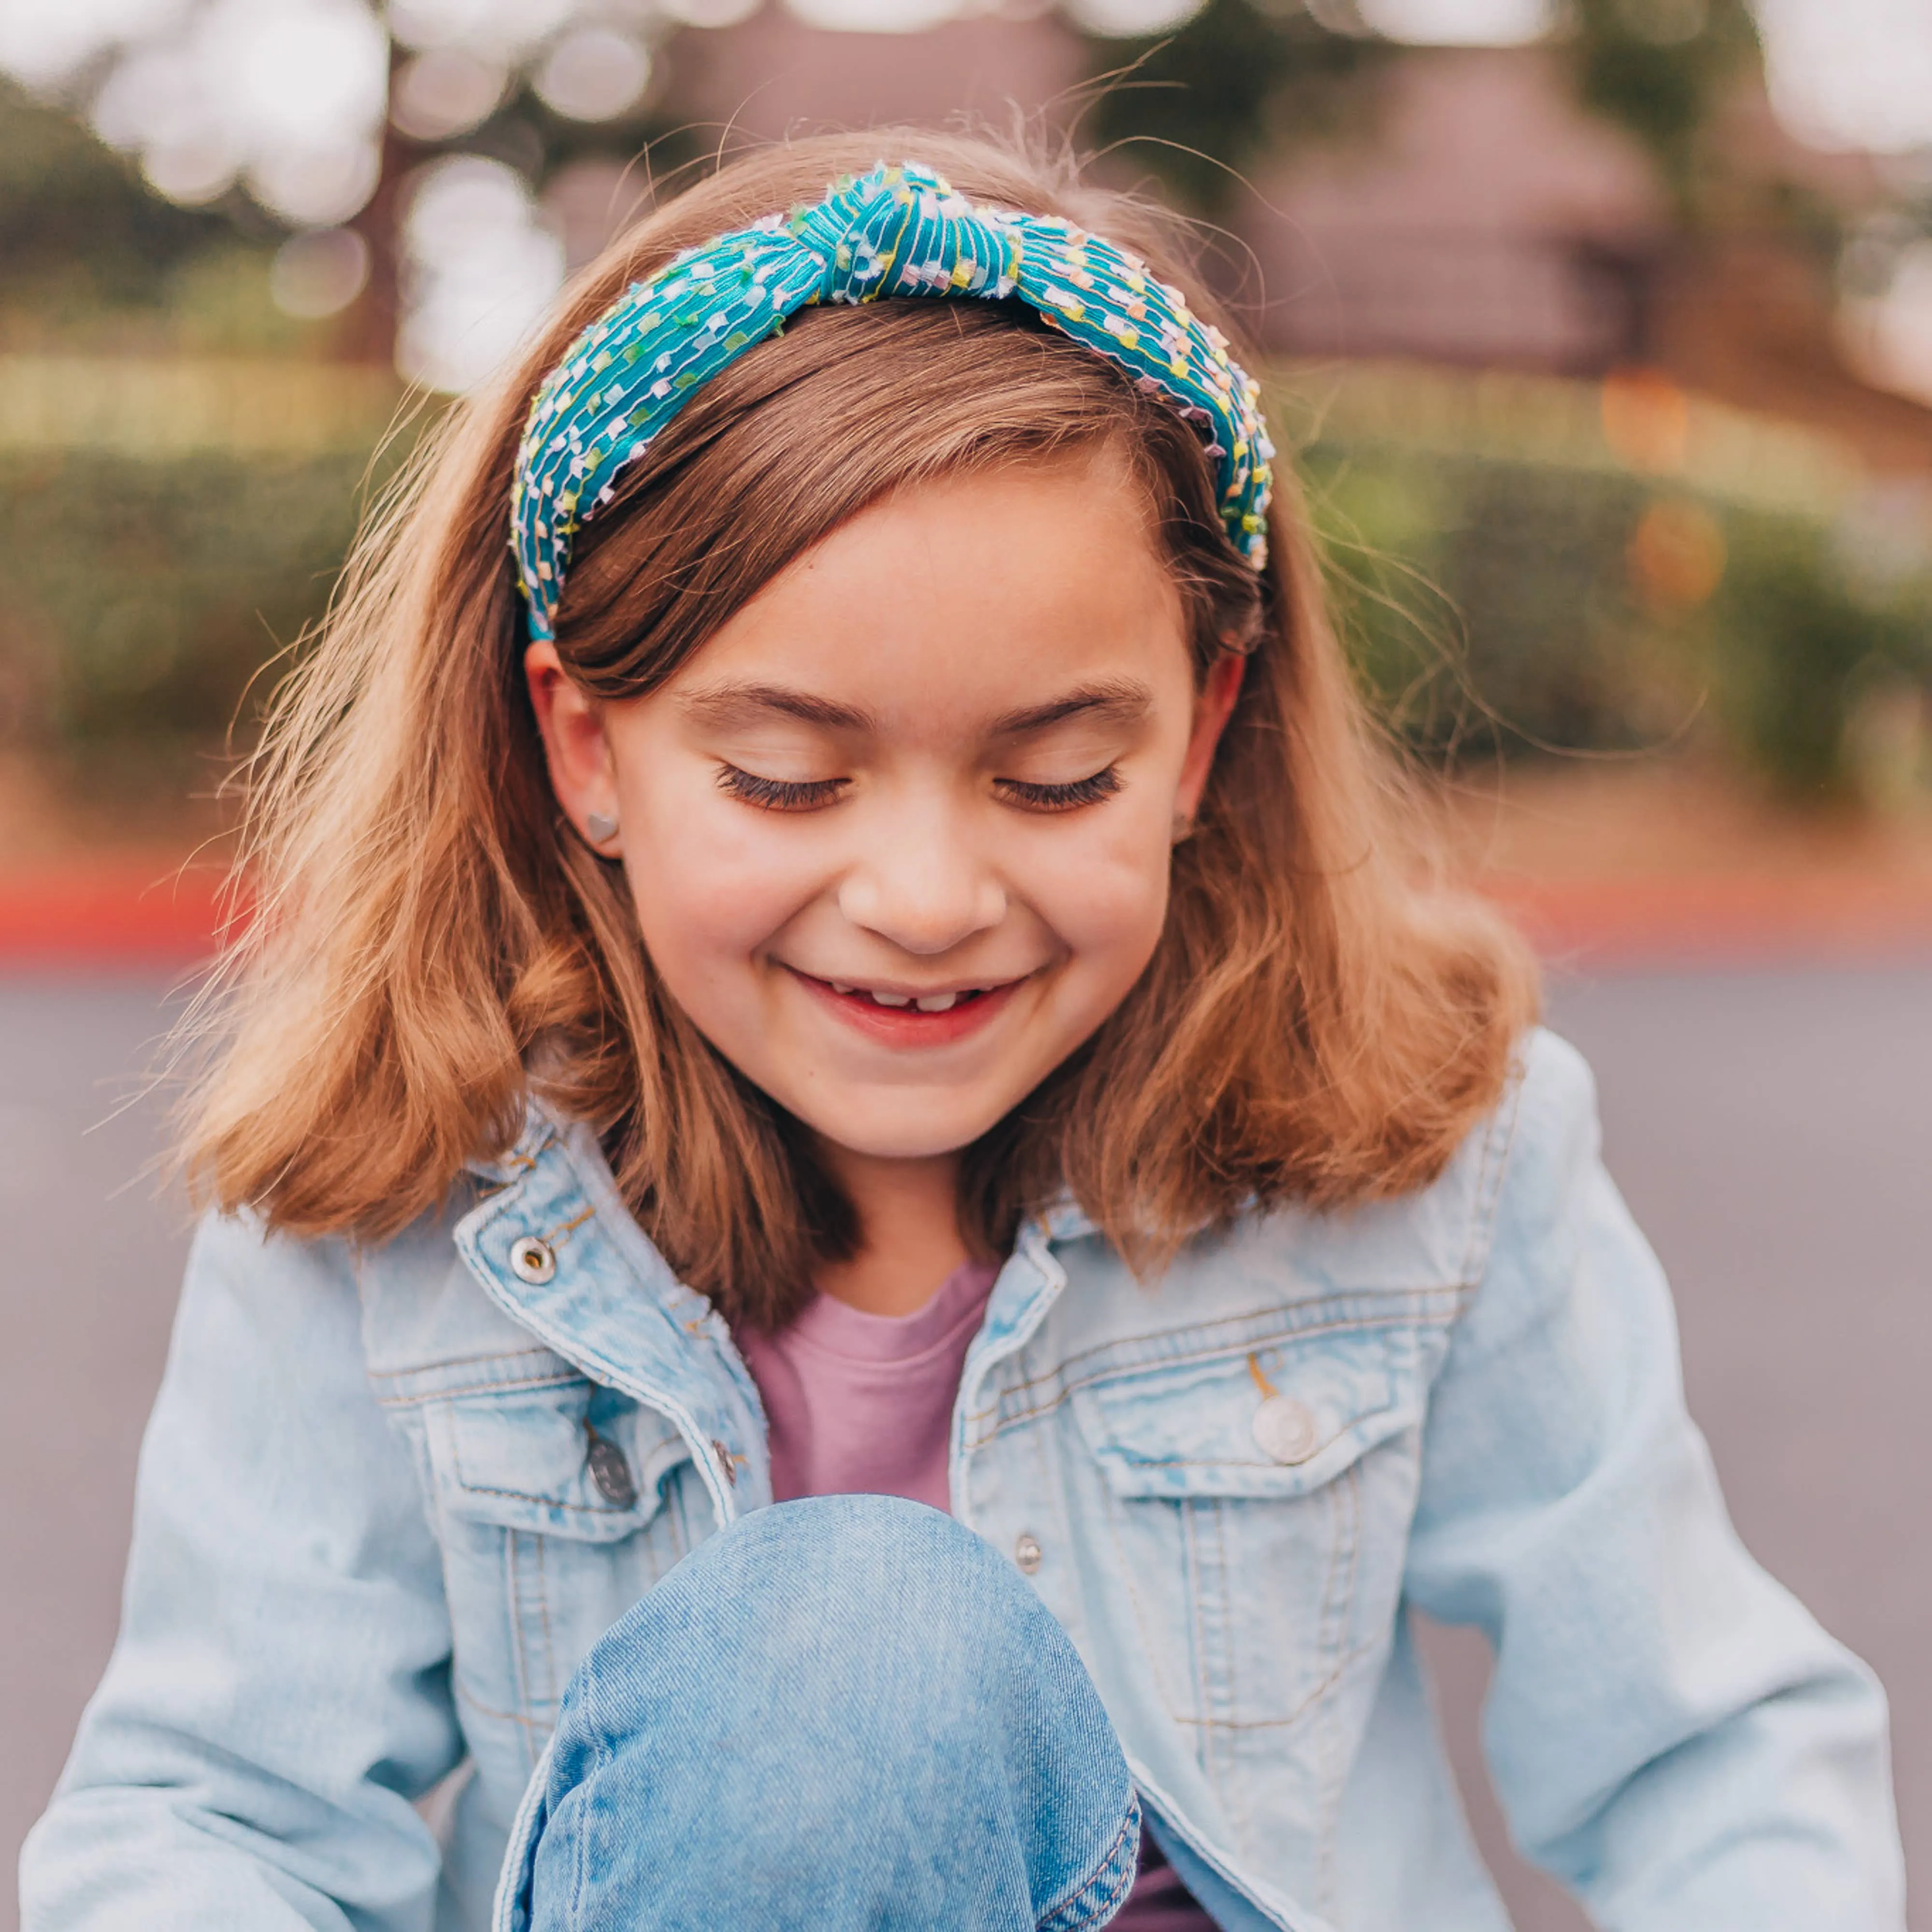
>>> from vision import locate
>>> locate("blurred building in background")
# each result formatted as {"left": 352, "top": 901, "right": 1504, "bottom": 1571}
{"left": 0, "top": 0, "right": 1930, "bottom": 838}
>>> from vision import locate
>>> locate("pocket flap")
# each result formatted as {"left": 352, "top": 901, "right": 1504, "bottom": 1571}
{"left": 1071, "top": 1328, "right": 1419, "bottom": 1501}
{"left": 427, "top": 1378, "right": 690, "bottom": 1541}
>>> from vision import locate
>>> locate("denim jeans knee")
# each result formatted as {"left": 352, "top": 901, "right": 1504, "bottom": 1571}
{"left": 494, "top": 1494, "right": 1141, "bottom": 1932}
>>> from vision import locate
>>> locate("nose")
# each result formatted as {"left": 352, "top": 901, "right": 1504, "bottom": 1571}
{"left": 835, "top": 801, "right": 1008, "bottom": 956}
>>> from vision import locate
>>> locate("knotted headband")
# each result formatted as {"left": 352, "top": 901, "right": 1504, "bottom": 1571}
{"left": 511, "top": 161, "right": 1276, "bottom": 640}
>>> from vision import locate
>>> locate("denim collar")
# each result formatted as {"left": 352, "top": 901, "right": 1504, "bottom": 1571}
{"left": 453, "top": 1104, "right": 770, "bottom": 1530}
{"left": 456, "top": 1099, "right": 1099, "bottom": 1526}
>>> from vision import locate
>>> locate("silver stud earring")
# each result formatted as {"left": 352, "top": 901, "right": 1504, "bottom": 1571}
{"left": 584, "top": 810, "right": 619, "bottom": 845}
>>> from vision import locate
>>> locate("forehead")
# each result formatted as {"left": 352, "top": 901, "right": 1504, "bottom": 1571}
{"left": 661, "top": 455, "right": 1193, "bottom": 732}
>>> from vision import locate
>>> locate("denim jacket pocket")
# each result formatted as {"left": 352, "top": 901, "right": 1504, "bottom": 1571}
{"left": 425, "top": 1371, "right": 689, "bottom": 1543}
{"left": 1070, "top": 1326, "right": 1417, "bottom": 1505}
{"left": 382, "top": 1351, "right": 704, "bottom": 1783}
{"left": 1062, "top": 1315, "right": 1437, "bottom": 1769}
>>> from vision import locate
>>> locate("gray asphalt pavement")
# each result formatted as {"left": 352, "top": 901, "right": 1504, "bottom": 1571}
{"left": 3, "top": 966, "right": 1927, "bottom": 1931}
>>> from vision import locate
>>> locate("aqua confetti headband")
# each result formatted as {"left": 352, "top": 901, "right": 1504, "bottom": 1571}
{"left": 511, "top": 161, "right": 1276, "bottom": 640}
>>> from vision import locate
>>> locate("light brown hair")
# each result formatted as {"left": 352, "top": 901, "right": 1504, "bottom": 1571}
{"left": 181, "top": 129, "right": 1538, "bottom": 1330}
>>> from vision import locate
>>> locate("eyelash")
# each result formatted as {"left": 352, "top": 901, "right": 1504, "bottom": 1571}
{"left": 714, "top": 767, "right": 848, "bottom": 811}
{"left": 995, "top": 767, "right": 1124, "bottom": 812}
{"left": 714, "top": 764, "right": 1124, "bottom": 814}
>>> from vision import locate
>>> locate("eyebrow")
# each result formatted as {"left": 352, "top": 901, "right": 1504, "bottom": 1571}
{"left": 677, "top": 684, "right": 876, "bottom": 731}
{"left": 675, "top": 676, "right": 1154, "bottom": 738}
{"left": 986, "top": 680, "right": 1153, "bottom": 738}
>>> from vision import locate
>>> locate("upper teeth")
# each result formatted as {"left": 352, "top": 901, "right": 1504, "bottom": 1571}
{"left": 827, "top": 982, "right": 975, "bottom": 1011}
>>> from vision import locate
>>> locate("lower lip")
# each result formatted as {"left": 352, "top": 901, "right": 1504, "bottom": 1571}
{"left": 790, "top": 969, "right": 1023, "bottom": 1046}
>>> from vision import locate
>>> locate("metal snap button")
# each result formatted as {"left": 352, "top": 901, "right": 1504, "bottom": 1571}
{"left": 509, "top": 1235, "right": 555, "bottom": 1284}
{"left": 710, "top": 1438, "right": 739, "bottom": 1487}
{"left": 1252, "top": 1393, "right": 1320, "bottom": 1465}
{"left": 585, "top": 1429, "right": 637, "bottom": 1509}
{"left": 1013, "top": 1533, "right": 1043, "bottom": 1575}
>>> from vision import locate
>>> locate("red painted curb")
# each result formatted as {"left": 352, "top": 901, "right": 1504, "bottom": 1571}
{"left": 0, "top": 867, "right": 237, "bottom": 969}
{"left": 2, "top": 865, "right": 1930, "bottom": 971}
{"left": 1477, "top": 874, "right": 1932, "bottom": 967}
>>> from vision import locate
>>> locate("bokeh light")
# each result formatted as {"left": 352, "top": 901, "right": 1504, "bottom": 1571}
{"left": 1067, "top": 0, "right": 1212, "bottom": 40}
{"left": 80, "top": 0, "right": 387, "bottom": 222}
{"left": 396, "top": 154, "right": 565, "bottom": 395}
{"left": 269, "top": 225, "right": 372, "bottom": 318}
{"left": 387, "top": 0, "right": 578, "bottom": 60}
{"left": 532, "top": 26, "right": 652, "bottom": 121}
{"left": 0, "top": 0, "right": 186, "bottom": 92}
{"left": 1756, "top": 0, "right": 1932, "bottom": 154}
{"left": 654, "top": 0, "right": 762, "bottom": 26}
{"left": 1355, "top": 0, "right": 1557, "bottom": 46}
{"left": 1627, "top": 497, "right": 1728, "bottom": 612}
{"left": 1840, "top": 242, "right": 1932, "bottom": 411}
{"left": 782, "top": 0, "right": 970, "bottom": 31}
{"left": 389, "top": 46, "right": 510, "bottom": 142}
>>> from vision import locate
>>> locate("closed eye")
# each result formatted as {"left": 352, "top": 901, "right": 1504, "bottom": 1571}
{"left": 715, "top": 765, "right": 849, "bottom": 811}
{"left": 995, "top": 767, "right": 1123, "bottom": 812}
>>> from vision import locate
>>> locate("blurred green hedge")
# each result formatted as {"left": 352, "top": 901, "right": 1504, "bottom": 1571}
{"left": 0, "top": 448, "right": 378, "bottom": 766}
{"left": 1309, "top": 444, "right": 1932, "bottom": 800}
{"left": 2, "top": 384, "right": 1928, "bottom": 811}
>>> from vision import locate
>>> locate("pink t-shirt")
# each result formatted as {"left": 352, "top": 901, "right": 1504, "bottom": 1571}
{"left": 735, "top": 1263, "right": 1216, "bottom": 1930}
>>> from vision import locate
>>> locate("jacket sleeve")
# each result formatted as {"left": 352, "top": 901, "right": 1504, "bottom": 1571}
{"left": 20, "top": 1210, "right": 465, "bottom": 1931}
{"left": 1403, "top": 1029, "right": 1904, "bottom": 1931}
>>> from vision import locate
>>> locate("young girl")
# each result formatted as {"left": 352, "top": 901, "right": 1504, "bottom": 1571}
{"left": 23, "top": 133, "right": 1901, "bottom": 1932}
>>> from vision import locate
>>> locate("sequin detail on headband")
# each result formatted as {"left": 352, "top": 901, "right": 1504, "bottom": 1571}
{"left": 511, "top": 161, "right": 1275, "bottom": 639}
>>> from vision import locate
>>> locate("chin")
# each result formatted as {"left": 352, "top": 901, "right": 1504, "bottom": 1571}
{"left": 797, "top": 1093, "right": 1009, "bottom": 1163}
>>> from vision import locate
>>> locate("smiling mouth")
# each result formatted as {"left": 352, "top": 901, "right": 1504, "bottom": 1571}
{"left": 824, "top": 981, "right": 1000, "bottom": 1013}
{"left": 788, "top": 967, "right": 1026, "bottom": 1040}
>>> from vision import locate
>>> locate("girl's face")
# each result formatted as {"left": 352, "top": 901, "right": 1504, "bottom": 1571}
{"left": 528, "top": 447, "right": 1242, "bottom": 1168}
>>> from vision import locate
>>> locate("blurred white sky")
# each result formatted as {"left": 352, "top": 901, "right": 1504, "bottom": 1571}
{"left": 1, "top": 0, "right": 1930, "bottom": 390}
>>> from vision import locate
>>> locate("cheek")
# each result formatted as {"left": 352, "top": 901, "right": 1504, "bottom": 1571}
{"left": 613, "top": 766, "right": 825, "bottom": 975}
{"left": 1023, "top": 799, "right": 1176, "bottom": 983}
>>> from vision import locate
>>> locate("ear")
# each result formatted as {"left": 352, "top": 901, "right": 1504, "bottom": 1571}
{"left": 1174, "top": 649, "right": 1247, "bottom": 827}
{"left": 524, "top": 640, "right": 624, "bottom": 855}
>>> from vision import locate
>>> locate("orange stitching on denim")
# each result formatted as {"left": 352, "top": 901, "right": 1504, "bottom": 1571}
{"left": 1037, "top": 1801, "right": 1142, "bottom": 1931}
{"left": 546, "top": 1204, "right": 595, "bottom": 1246}
{"left": 534, "top": 1531, "right": 558, "bottom": 1714}
{"left": 1097, "top": 1466, "right": 1185, "bottom": 1725}
{"left": 994, "top": 1285, "right": 1466, "bottom": 1414}
{"left": 505, "top": 1530, "right": 540, "bottom": 1771}
{"left": 374, "top": 1369, "right": 583, "bottom": 1409}
{"left": 1181, "top": 1494, "right": 1211, "bottom": 1735}
{"left": 1171, "top": 1644, "right": 1365, "bottom": 1731}
{"left": 976, "top": 1301, "right": 1454, "bottom": 1443}
{"left": 450, "top": 1474, "right": 637, "bottom": 1516}
{"left": 972, "top": 1292, "right": 1462, "bottom": 1424}
{"left": 453, "top": 1679, "right": 544, "bottom": 1729}
{"left": 1461, "top": 1052, "right": 1528, "bottom": 1286}
{"left": 368, "top": 1344, "right": 565, "bottom": 1383}
{"left": 1209, "top": 1498, "right": 1253, "bottom": 1832}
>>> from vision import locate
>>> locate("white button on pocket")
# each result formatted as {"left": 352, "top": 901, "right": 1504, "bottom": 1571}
{"left": 509, "top": 1236, "right": 556, "bottom": 1284}
{"left": 1252, "top": 1393, "right": 1319, "bottom": 1465}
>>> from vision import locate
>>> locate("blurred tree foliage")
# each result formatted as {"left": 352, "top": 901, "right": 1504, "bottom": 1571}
{"left": 1080, "top": 0, "right": 1390, "bottom": 217}
{"left": 0, "top": 79, "right": 233, "bottom": 311}
{"left": 1311, "top": 442, "right": 1932, "bottom": 801}
{"left": 0, "top": 81, "right": 305, "bottom": 352}
{"left": 1082, "top": 0, "right": 1764, "bottom": 222}
{"left": 1568, "top": 0, "right": 1763, "bottom": 214}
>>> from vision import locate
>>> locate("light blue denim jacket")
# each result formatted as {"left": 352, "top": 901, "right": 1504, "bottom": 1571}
{"left": 22, "top": 1030, "right": 1904, "bottom": 1931}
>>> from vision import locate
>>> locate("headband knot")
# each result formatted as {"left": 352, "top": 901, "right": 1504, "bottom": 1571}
{"left": 513, "top": 162, "right": 1274, "bottom": 639}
